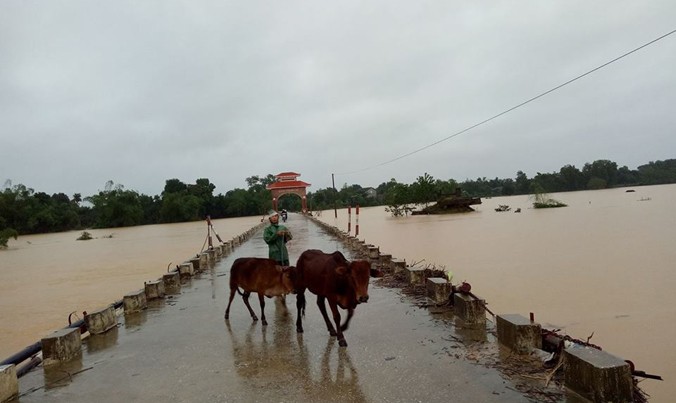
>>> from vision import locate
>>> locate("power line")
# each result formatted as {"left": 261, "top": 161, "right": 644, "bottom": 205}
{"left": 334, "top": 28, "right": 676, "bottom": 176}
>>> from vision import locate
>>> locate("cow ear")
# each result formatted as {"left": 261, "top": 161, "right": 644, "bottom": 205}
{"left": 275, "top": 265, "right": 283, "bottom": 273}
{"left": 335, "top": 266, "right": 348, "bottom": 276}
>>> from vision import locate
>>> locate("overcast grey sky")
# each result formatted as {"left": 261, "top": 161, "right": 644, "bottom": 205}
{"left": 2, "top": 1, "right": 675, "bottom": 198}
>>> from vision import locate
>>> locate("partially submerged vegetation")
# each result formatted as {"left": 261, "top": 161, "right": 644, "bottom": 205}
{"left": 0, "top": 228, "right": 18, "bottom": 249}
{"left": 410, "top": 188, "right": 482, "bottom": 215}
{"left": 76, "top": 231, "right": 93, "bottom": 241}
{"left": 532, "top": 185, "right": 567, "bottom": 209}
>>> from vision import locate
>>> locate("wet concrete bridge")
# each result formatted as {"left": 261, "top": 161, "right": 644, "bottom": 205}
{"left": 14, "top": 215, "right": 532, "bottom": 402}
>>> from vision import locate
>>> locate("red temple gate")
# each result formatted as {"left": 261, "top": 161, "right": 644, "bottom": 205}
{"left": 266, "top": 172, "right": 311, "bottom": 213}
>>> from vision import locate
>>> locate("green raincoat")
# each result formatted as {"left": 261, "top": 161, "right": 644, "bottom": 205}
{"left": 263, "top": 223, "right": 292, "bottom": 265}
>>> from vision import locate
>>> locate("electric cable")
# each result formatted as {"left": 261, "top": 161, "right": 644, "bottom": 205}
{"left": 334, "top": 29, "right": 676, "bottom": 176}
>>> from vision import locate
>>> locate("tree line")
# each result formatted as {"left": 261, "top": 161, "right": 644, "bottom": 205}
{"left": 2, "top": 158, "right": 675, "bottom": 246}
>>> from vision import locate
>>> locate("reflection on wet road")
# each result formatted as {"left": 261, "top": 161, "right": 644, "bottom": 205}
{"left": 225, "top": 297, "right": 367, "bottom": 402}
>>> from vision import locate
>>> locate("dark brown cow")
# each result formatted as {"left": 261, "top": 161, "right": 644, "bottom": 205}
{"left": 294, "top": 249, "right": 373, "bottom": 347}
{"left": 224, "top": 257, "right": 297, "bottom": 326}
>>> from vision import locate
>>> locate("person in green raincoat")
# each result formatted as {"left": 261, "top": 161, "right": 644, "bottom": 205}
{"left": 263, "top": 211, "right": 292, "bottom": 265}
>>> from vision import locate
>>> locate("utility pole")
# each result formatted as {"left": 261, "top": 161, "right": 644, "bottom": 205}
{"left": 332, "top": 173, "right": 337, "bottom": 218}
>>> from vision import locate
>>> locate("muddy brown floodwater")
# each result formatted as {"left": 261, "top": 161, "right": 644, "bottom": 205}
{"left": 314, "top": 184, "right": 675, "bottom": 402}
{"left": 1, "top": 184, "right": 674, "bottom": 401}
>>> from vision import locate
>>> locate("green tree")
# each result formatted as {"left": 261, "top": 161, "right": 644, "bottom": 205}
{"left": 159, "top": 193, "right": 201, "bottom": 222}
{"left": 382, "top": 180, "right": 410, "bottom": 206}
{"left": 559, "top": 165, "right": 584, "bottom": 191}
{"left": 583, "top": 160, "right": 618, "bottom": 189}
{"left": 0, "top": 228, "right": 18, "bottom": 248}
{"left": 515, "top": 171, "right": 530, "bottom": 194}
{"left": 85, "top": 182, "right": 144, "bottom": 228}
{"left": 409, "top": 173, "right": 436, "bottom": 206}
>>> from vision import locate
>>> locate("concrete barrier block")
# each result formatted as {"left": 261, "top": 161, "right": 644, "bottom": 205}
{"left": 84, "top": 305, "right": 117, "bottom": 335}
{"left": 198, "top": 252, "right": 209, "bottom": 270}
{"left": 179, "top": 262, "right": 194, "bottom": 278}
{"left": 426, "top": 277, "right": 452, "bottom": 304}
{"left": 207, "top": 248, "right": 216, "bottom": 262}
{"left": 0, "top": 364, "right": 18, "bottom": 403}
{"left": 123, "top": 289, "right": 147, "bottom": 314}
{"left": 453, "top": 293, "right": 486, "bottom": 326}
{"left": 392, "top": 259, "right": 406, "bottom": 274}
{"left": 406, "top": 267, "right": 426, "bottom": 285}
{"left": 190, "top": 257, "right": 200, "bottom": 271}
{"left": 144, "top": 280, "right": 165, "bottom": 300}
{"left": 563, "top": 345, "right": 633, "bottom": 402}
{"left": 379, "top": 254, "right": 392, "bottom": 271}
{"left": 163, "top": 272, "right": 180, "bottom": 289}
{"left": 41, "top": 327, "right": 82, "bottom": 366}
{"left": 496, "top": 314, "right": 542, "bottom": 354}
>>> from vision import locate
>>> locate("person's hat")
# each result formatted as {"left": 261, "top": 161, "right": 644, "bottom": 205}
{"left": 268, "top": 210, "right": 279, "bottom": 220}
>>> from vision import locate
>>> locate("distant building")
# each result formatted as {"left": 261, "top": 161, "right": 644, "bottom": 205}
{"left": 364, "top": 187, "right": 377, "bottom": 199}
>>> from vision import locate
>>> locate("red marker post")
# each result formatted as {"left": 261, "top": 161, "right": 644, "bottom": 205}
{"left": 355, "top": 205, "right": 360, "bottom": 237}
{"left": 348, "top": 206, "right": 352, "bottom": 233}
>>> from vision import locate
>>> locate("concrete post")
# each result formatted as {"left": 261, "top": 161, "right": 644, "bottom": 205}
{"left": 190, "top": 257, "right": 200, "bottom": 271}
{"left": 406, "top": 267, "right": 426, "bottom": 285}
{"left": 392, "top": 259, "right": 406, "bottom": 274}
{"left": 163, "top": 272, "right": 180, "bottom": 289}
{"left": 41, "top": 327, "right": 82, "bottom": 367}
{"left": 84, "top": 305, "right": 117, "bottom": 335}
{"left": 123, "top": 289, "right": 147, "bottom": 314}
{"left": 496, "top": 314, "right": 542, "bottom": 354}
{"left": 426, "top": 277, "right": 452, "bottom": 304}
{"left": 179, "top": 262, "right": 194, "bottom": 278}
{"left": 453, "top": 293, "right": 486, "bottom": 326}
{"left": 207, "top": 248, "right": 216, "bottom": 262}
{"left": 199, "top": 252, "right": 209, "bottom": 270}
{"left": 564, "top": 346, "right": 633, "bottom": 402}
{"left": 0, "top": 365, "right": 18, "bottom": 403}
{"left": 144, "top": 280, "right": 165, "bottom": 300}
{"left": 379, "top": 254, "right": 392, "bottom": 272}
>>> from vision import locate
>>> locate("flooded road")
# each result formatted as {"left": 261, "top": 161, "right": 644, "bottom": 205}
{"left": 15, "top": 215, "right": 529, "bottom": 402}
{"left": 2, "top": 184, "right": 674, "bottom": 400}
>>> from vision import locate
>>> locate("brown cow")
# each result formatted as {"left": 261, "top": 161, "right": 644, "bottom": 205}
{"left": 294, "top": 249, "right": 373, "bottom": 347}
{"left": 224, "top": 257, "right": 297, "bottom": 326}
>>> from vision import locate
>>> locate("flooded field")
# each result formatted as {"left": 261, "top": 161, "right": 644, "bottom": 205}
{"left": 0, "top": 216, "right": 263, "bottom": 360}
{"left": 315, "top": 184, "right": 676, "bottom": 402}
{"left": 1, "top": 184, "right": 674, "bottom": 400}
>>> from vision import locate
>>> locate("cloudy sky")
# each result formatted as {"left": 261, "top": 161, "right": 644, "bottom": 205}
{"left": 2, "top": 1, "right": 675, "bottom": 198}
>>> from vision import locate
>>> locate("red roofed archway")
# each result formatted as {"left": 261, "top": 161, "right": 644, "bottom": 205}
{"left": 266, "top": 172, "right": 311, "bottom": 213}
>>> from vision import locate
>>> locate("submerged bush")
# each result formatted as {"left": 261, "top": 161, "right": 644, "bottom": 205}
{"left": 76, "top": 231, "right": 93, "bottom": 241}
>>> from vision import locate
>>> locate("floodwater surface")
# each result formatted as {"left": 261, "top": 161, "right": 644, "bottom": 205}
{"left": 0, "top": 216, "right": 262, "bottom": 358}
{"left": 316, "top": 184, "right": 676, "bottom": 402}
{"left": 1, "top": 184, "right": 674, "bottom": 401}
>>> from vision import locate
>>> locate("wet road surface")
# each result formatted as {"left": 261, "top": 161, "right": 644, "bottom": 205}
{"left": 16, "top": 214, "right": 531, "bottom": 402}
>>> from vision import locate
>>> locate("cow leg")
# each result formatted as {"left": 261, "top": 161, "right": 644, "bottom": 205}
{"left": 316, "top": 295, "right": 337, "bottom": 336}
{"left": 295, "top": 291, "right": 306, "bottom": 333}
{"left": 258, "top": 293, "right": 268, "bottom": 326}
{"left": 340, "top": 308, "right": 354, "bottom": 332}
{"left": 328, "top": 300, "right": 347, "bottom": 347}
{"left": 224, "top": 287, "right": 237, "bottom": 319}
{"left": 241, "top": 291, "right": 258, "bottom": 322}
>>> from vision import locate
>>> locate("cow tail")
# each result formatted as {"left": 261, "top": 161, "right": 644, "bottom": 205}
{"left": 236, "top": 287, "right": 244, "bottom": 296}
